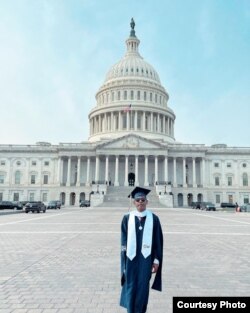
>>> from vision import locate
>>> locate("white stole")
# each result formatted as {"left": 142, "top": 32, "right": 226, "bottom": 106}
{"left": 126, "top": 210, "right": 153, "bottom": 261}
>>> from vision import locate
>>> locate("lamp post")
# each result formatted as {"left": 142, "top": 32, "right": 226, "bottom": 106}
{"left": 164, "top": 184, "right": 167, "bottom": 195}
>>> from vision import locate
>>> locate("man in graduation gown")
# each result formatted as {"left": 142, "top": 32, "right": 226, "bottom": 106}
{"left": 120, "top": 187, "right": 163, "bottom": 313}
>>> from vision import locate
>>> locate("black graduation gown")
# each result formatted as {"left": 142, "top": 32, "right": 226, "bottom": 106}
{"left": 120, "top": 212, "right": 163, "bottom": 313}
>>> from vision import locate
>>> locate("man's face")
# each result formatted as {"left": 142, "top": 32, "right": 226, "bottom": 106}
{"left": 134, "top": 197, "right": 148, "bottom": 212}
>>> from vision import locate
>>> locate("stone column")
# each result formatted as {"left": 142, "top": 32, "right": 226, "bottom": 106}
{"left": 173, "top": 157, "right": 177, "bottom": 187}
{"left": 118, "top": 111, "right": 121, "bottom": 131}
{"left": 86, "top": 157, "right": 90, "bottom": 186}
{"left": 111, "top": 112, "right": 114, "bottom": 131}
{"left": 151, "top": 113, "right": 153, "bottom": 132}
{"left": 126, "top": 111, "right": 129, "bottom": 130}
{"left": 105, "top": 156, "right": 109, "bottom": 183}
{"left": 144, "top": 155, "right": 149, "bottom": 186}
{"left": 76, "top": 157, "right": 81, "bottom": 186}
{"left": 107, "top": 114, "right": 110, "bottom": 131}
{"left": 183, "top": 192, "right": 188, "bottom": 207}
{"left": 114, "top": 156, "right": 119, "bottom": 186}
{"left": 164, "top": 156, "right": 168, "bottom": 183}
{"left": 166, "top": 117, "right": 169, "bottom": 135}
{"left": 66, "top": 157, "right": 71, "bottom": 187}
{"left": 201, "top": 158, "right": 206, "bottom": 187}
{"left": 142, "top": 112, "right": 145, "bottom": 131}
{"left": 154, "top": 156, "right": 158, "bottom": 185}
{"left": 183, "top": 158, "right": 187, "bottom": 187}
{"left": 135, "top": 111, "right": 138, "bottom": 130}
{"left": 124, "top": 155, "right": 129, "bottom": 186}
{"left": 192, "top": 158, "right": 197, "bottom": 187}
{"left": 98, "top": 115, "right": 101, "bottom": 132}
{"left": 57, "top": 157, "right": 61, "bottom": 185}
{"left": 157, "top": 114, "right": 160, "bottom": 132}
{"left": 135, "top": 155, "right": 139, "bottom": 186}
{"left": 163, "top": 116, "right": 166, "bottom": 134}
{"left": 95, "top": 156, "right": 100, "bottom": 183}
{"left": 234, "top": 160, "right": 239, "bottom": 187}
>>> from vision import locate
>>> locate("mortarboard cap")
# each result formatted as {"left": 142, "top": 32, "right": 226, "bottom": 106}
{"left": 128, "top": 186, "right": 151, "bottom": 199}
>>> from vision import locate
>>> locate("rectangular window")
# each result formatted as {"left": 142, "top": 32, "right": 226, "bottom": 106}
{"left": 243, "top": 174, "right": 248, "bottom": 186}
{"left": 155, "top": 94, "right": 157, "bottom": 103}
{"left": 150, "top": 93, "right": 153, "bottom": 102}
{"left": 42, "top": 193, "right": 48, "bottom": 202}
{"left": 228, "top": 194, "right": 233, "bottom": 203}
{"left": 15, "top": 173, "right": 20, "bottom": 185}
{"left": 137, "top": 91, "right": 140, "bottom": 100}
{"left": 243, "top": 195, "right": 249, "bottom": 204}
{"left": 144, "top": 91, "right": 147, "bottom": 101}
{"left": 0, "top": 193, "right": 3, "bottom": 201}
{"left": 44, "top": 161, "right": 49, "bottom": 166}
{"left": 43, "top": 175, "right": 48, "bottom": 184}
{"left": 124, "top": 91, "right": 127, "bottom": 100}
{"left": 29, "top": 193, "right": 35, "bottom": 201}
{"left": 112, "top": 92, "right": 114, "bottom": 101}
{"left": 31, "top": 175, "right": 36, "bottom": 184}
{"left": 227, "top": 177, "right": 232, "bottom": 186}
{"left": 0, "top": 161, "right": 5, "bottom": 166}
{"left": 215, "top": 194, "right": 220, "bottom": 204}
{"left": 118, "top": 91, "right": 120, "bottom": 100}
{"left": 0, "top": 175, "right": 4, "bottom": 184}
{"left": 32, "top": 161, "right": 37, "bottom": 166}
{"left": 215, "top": 177, "right": 220, "bottom": 186}
{"left": 214, "top": 162, "right": 219, "bottom": 168}
{"left": 227, "top": 163, "right": 231, "bottom": 168}
{"left": 13, "top": 193, "right": 19, "bottom": 201}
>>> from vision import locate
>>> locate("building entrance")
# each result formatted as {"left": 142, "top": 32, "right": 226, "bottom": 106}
{"left": 128, "top": 172, "right": 135, "bottom": 186}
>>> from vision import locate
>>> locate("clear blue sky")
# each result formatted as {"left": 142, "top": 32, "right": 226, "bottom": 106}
{"left": 0, "top": 0, "right": 249, "bottom": 146}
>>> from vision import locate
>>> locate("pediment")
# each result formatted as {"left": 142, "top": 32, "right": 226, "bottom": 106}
{"left": 96, "top": 134, "right": 164, "bottom": 150}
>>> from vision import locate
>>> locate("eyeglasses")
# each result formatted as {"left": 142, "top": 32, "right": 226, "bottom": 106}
{"left": 135, "top": 198, "right": 146, "bottom": 203}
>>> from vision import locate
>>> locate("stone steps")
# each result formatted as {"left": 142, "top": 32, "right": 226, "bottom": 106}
{"left": 97, "top": 186, "right": 166, "bottom": 208}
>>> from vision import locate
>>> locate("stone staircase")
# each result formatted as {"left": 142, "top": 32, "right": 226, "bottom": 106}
{"left": 97, "top": 186, "right": 166, "bottom": 208}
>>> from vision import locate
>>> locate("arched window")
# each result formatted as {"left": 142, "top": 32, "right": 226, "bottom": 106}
{"left": 215, "top": 177, "right": 220, "bottom": 186}
{"left": 15, "top": 171, "right": 21, "bottom": 184}
{"left": 243, "top": 173, "right": 248, "bottom": 186}
{"left": 130, "top": 90, "right": 134, "bottom": 100}
{"left": 124, "top": 91, "right": 127, "bottom": 100}
{"left": 137, "top": 91, "right": 140, "bottom": 100}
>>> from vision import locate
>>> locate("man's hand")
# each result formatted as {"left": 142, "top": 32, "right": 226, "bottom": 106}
{"left": 152, "top": 263, "right": 159, "bottom": 273}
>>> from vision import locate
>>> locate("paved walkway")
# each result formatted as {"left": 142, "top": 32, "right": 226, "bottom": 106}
{"left": 0, "top": 207, "right": 250, "bottom": 313}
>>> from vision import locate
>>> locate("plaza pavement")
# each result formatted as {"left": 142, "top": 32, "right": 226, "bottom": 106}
{"left": 0, "top": 206, "right": 250, "bottom": 313}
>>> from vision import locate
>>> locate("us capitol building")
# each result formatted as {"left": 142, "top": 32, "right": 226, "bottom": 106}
{"left": 1, "top": 19, "right": 250, "bottom": 208}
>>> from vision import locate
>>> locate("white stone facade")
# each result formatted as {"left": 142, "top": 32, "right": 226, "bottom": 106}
{"left": 0, "top": 21, "right": 250, "bottom": 207}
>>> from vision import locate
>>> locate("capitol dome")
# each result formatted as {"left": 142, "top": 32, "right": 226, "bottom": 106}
{"left": 104, "top": 35, "right": 161, "bottom": 84}
{"left": 88, "top": 18, "right": 176, "bottom": 143}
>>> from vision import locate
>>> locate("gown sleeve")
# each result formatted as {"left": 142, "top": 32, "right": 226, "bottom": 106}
{"left": 151, "top": 215, "right": 163, "bottom": 291}
{"left": 121, "top": 214, "right": 128, "bottom": 286}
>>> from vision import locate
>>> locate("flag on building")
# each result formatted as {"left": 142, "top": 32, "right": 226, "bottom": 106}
{"left": 123, "top": 104, "right": 132, "bottom": 112}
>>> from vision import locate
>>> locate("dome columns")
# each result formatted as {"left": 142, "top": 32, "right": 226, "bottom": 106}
{"left": 88, "top": 108, "right": 175, "bottom": 142}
